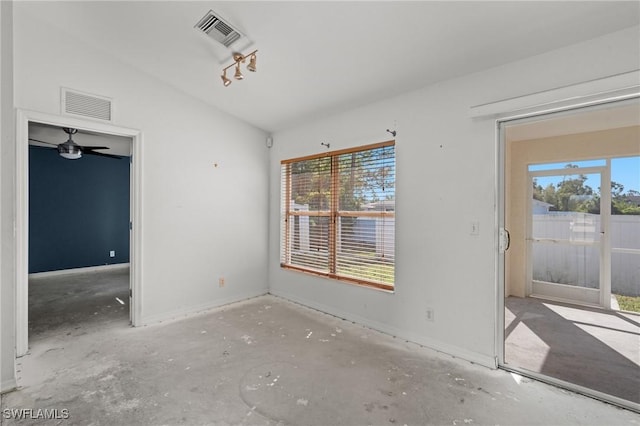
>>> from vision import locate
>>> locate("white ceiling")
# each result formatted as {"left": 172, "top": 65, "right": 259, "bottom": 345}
{"left": 24, "top": 1, "right": 640, "bottom": 132}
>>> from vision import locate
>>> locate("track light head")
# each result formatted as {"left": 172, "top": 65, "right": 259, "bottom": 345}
{"left": 247, "top": 54, "right": 257, "bottom": 72}
{"left": 221, "top": 70, "right": 232, "bottom": 86}
{"left": 234, "top": 62, "right": 244, "bottom": 80}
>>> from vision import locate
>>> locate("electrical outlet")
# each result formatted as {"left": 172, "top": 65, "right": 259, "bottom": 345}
{"left": 426, "top": 307, "right": 434, "bottom": 322}
{"left": 109, "top": 250, "right": 116, "bottom": 258}
{"left": 219, "top": 277, "right": 225, "bottom": 287}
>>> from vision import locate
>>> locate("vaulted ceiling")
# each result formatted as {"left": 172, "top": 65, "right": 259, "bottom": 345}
{"left": 22, "top": 1, "right": 640, "bottom": 132}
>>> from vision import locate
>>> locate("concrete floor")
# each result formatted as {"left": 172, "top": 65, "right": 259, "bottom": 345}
{"left": 27, "top": 267, "right": 130, "bottom": 342}
{"left": 1, "top": 270, "right": 639, "bottom": 425}
{"left": 505, "top": 296, "right": 640, "bottom": 405}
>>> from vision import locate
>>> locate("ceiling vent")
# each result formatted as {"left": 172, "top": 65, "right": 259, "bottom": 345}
{"left": 61, "top": 88, "right": 112, "bottom": 122}
{"left": 195, "top": 10, "right": 243, "bottom": 48}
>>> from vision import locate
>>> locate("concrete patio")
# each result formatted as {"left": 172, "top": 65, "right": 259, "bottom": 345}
{"left": 505, "top": 296, "right": 640, "bottom": 406}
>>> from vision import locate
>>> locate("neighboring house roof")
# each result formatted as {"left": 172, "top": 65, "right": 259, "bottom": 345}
{"left": 363, "top": 200, "right": 395, "bottom": 211}
{"left": 532, "top": 199, "right": 554, "bottom": 208}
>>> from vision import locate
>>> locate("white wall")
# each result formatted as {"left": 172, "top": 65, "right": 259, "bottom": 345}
{"left": 2, "top": 1, "right": 269, "bottom": 382}
{"left": 268, "top": 26, "right": 640, "bottom": 367}
{"left": 0, "top": 0, "right": 16, "bottom": 392}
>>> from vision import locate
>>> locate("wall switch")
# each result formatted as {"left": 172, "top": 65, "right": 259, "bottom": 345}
{"left": 219, "top": 277, "right": 225, "bottom": 287}
{"left": 470, "top": 221, "right": 480, "bottom": 236}
{"left": 109, "top": 250, "right": 116, "bottom": 258}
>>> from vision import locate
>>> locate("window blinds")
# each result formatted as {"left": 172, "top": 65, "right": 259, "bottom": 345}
{"left": 280, "top": 141, "right": 395, "bottom": 290}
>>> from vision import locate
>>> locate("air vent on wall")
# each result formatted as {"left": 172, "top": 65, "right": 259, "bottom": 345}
{"left": 195, "top": 10, "right": 243, "bottom": 48}
{"left": 61, "top": 88, "right": 112, "bottom": 122}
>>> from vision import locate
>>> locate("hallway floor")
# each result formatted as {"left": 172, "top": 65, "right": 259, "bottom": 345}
{"left": 1, "top": 270, "right": 638, "bottom": 425}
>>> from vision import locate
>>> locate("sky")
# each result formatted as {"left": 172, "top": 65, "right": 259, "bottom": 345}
{"left": 529, "top": 156, "right": 640, "bottom": 194}
{"left": 612, "top": 157, "right": 640, "bottom": 193}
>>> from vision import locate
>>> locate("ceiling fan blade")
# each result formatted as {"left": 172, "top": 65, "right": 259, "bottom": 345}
{"left": 82, "top": 150, "right": 124, "bottom": 160}
{"left": 81, "top": 146, "right": 111, "bottom": 151}
{"left": 29, "top": 138, "right": 59, "bottom": 147}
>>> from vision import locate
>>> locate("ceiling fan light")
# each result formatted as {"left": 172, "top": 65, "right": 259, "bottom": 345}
{"left": 234, "top": 63, "right": 244, "bottom": 80}
{"left": 60, "top": 152, "right": 82, "bottom": 160}
{"left": 247, "top": 54, "right": 257, "bottom": 72}
{"left": 58, "top": 139, "right": 82, "bottom": 160}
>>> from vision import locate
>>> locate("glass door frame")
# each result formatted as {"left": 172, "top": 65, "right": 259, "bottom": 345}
{"left": 526, "top": 163, "right": 612, "bottom": 308}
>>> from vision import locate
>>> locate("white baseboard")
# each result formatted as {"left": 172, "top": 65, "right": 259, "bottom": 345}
{"left": 139, "top": 289, "right": 269, "bottom": 326}
{"left": 270, "top": 289, "right": 496, "bottom": 370}
{"left": 29, "top": 263, "right": 130, "bottom": 278}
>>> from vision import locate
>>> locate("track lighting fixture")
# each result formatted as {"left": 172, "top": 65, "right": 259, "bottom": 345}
{"left": 221, "top": 50, "right": 258, "bottom": 87}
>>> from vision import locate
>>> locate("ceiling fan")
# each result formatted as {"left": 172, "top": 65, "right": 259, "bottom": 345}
{"left": 29, "top": 127, "right": 123, "bottom": 160}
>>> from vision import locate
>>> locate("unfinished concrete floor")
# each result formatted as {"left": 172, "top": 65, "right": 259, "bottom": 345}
{"left": 505, "top": 296, "right": 640, "bottom": 406}
{"left": 27, "top": 267, "right": 130, "bottom": 342}
{"left": 1, "top": 271, "right": 638, "bottom": 425}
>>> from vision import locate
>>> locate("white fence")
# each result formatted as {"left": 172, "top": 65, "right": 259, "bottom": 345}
{"left": 287, "top": 202, "right": 395, "bottom": 259}
{"left": 532, "top": 214, "right": 640, "bottom": 296}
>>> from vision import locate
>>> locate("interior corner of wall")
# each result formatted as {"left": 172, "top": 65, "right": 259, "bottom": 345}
{"left": 1, "top": 375, "right": 17, "bottom": 394}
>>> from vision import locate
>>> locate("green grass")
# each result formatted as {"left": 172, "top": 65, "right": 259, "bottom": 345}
{"left": 290, "top": 248, "right": 395, "bottom": 285}
{"left": 337, "top": 263, "right": 395, "bottom": 285}
{"left": 615, "top": 294, "right": 640, "bottom": 313}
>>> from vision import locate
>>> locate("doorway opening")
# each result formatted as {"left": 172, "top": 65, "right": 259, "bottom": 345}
{"left": 15, "top": 109, "right": 142, "bottom": 359}
{"left": 499, "top": 99, "right": 640, "bottom": 410}
{"left": 28, "top": 122, "right": 132, "bottom": 344}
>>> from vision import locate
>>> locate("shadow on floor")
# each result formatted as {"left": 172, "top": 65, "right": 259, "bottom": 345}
{"left": 505, "top": 296, "right": 640, "bottom": 404}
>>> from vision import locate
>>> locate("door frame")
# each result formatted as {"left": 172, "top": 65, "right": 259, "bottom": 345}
{"left": 526, "top": 164, "right": 611, "bottom": 308}
{"left": 489, "top": 71, "right": 640, "bottom": 370}
{"left": 15, "top": 109, "right": 144, "bottom": 357}
{"left": 495, "top": 96, "right": 639, "bottom": 411}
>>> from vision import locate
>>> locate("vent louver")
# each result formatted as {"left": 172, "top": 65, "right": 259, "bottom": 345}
{"left": 61, "top": 88, "right": 112, "bottom": 122}
{"left": 195, "top": 10, "right": 243, "bottom": 48}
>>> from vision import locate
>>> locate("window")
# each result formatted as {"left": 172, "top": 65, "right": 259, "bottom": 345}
{"left": 280, "top": 141, "right": 395, "bottom": 290}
